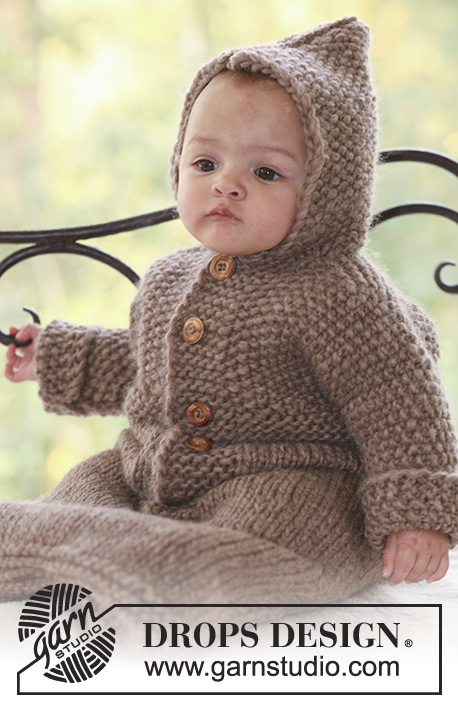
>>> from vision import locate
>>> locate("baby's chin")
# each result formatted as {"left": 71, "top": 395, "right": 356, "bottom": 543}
{"left": 191, "top": 232, "right": 289, "bottom": 258}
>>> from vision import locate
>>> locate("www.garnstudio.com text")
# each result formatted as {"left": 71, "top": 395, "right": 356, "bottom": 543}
{"left": 143, "top": 655, "right": 399, "bottom": 682}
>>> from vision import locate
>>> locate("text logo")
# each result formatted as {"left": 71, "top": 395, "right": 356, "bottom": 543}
{"left": 18, "top": 583, "right": 115, "bottom": 683}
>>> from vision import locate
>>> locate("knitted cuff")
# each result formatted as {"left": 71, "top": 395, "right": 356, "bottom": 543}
{"left": 36, "top": 320, "right": 100, "bottom": 414}
{"left": 360, "top": 469, "right": 458, "bottom": 549}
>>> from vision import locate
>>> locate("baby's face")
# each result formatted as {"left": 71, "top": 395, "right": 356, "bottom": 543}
{"left": 176, "top": 72, "right": 306, "bottom": 256}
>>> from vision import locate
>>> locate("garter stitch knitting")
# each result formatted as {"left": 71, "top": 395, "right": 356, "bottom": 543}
{"left": 1, "top": 16, "right": 457, "bottom": 608}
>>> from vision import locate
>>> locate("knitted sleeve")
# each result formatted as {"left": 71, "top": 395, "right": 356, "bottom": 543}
{"left": 306, "top": 257, "right": 458, "bottom": 549}
{"left": 35, "top": 321, "right": 136, "bottom": 416}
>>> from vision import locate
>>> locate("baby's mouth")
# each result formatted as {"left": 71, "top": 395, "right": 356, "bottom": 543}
{"left": 207, "top": 207, "right": 240, "bottom": 221}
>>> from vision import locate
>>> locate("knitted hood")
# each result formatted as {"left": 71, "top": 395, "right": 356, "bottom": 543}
{"left": 171, "top": 16, "right": 378, "bottom": 260}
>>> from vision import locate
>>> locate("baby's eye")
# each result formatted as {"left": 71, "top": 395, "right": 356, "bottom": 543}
{"left": 195, "top": 159, "right": 217, "bottom": 172}
{"left": 255, "top": 166, "right": 282, "bottom": 181}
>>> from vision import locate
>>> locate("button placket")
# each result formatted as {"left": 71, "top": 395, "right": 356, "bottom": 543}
{"left": 183, "top": 256, "right": 235, "bottom": 452}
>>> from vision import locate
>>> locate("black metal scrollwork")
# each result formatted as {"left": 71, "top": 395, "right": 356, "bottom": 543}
{"left": 0, "top": 307, "right": 41, "bottom": 347}
{"left": 372, "top": 149, "right": 458, "bottom": 293}
{"left": 0, "top": 207, "right": 179, "bottom": 346}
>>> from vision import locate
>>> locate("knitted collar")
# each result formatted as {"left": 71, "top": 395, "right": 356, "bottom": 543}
{"left": 171, "top": 16, "right": 378, "bottom": 264}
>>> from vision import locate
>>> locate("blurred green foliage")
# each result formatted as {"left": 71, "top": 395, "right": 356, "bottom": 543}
{"left": 1, "top": 0, "right": 457, "bottom": 499}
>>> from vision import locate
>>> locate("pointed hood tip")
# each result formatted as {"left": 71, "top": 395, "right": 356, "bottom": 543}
{"left": 326, "top": 15, "right": 368, "bottom": 30}
{"left": 302, "top": 16, "right": 371, "bottom": 45}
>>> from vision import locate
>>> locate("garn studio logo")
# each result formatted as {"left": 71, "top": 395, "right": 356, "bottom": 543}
{"left": 18, "top": 583, "right": 116, "bottom": 683}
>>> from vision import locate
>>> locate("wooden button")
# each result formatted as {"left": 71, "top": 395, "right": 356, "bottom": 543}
{"left": 187, "top": 436, "right": 212, "bottom": 452}
{"left": 183, "top": 317, "right": 204, "bottom": 344}
{"left": 209, "top": 255, "right": 236, "bottom": 280}
{"left": 187, "top": 401, "right": 213, "bottom": 426}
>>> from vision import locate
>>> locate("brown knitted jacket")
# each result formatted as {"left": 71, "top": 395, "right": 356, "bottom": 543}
{"left": 1, "top": 17, "right": 457, "bottom": 607}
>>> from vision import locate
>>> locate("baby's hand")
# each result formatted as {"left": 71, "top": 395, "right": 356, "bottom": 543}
{"left": 4, "top": 323, "right": 41, "bottom": 382}
{"left": 382, "top": 529, "right": 450, "bottom": 585}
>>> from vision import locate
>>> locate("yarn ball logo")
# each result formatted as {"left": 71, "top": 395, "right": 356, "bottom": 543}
{"left": 17, "top": 583, "right": 116, "bottom": 683}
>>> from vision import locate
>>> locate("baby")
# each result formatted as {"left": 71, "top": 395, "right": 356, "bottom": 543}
{"left": 2, "top": 17, "right": 457, "bottom": 606}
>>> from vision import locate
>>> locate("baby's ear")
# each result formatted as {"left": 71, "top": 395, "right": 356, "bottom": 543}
{"left": 175, "top": 155, "right": 181, "bottom": 169}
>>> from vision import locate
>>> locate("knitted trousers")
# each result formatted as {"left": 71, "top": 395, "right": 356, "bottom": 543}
{"left": 0, "top": 449, "right": 382, "bottom": 611}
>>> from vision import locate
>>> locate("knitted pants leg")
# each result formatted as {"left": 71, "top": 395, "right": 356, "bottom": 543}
{"left": 0, "top": 497, "right": 378, "bottom": 611}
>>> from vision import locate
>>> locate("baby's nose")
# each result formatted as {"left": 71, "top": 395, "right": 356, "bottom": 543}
{"left": 211, "top": 173, "right": 246, "bottom": 199}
